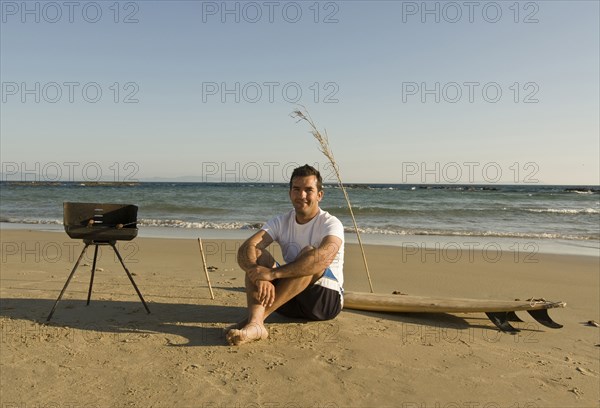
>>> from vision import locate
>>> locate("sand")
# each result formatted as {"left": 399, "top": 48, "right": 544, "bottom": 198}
{"left": 1, "top": 229, "right": 598, "bottom": 407}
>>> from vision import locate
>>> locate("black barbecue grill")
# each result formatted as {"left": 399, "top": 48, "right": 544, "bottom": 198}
{"left": 63, "top": 202, "right": 139, "bottom": 242}
{"left": 47, "top": 202, "right": 151, "bottom": 320}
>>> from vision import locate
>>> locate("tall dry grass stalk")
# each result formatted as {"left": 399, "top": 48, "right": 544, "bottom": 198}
{"left": 291, "top": 107, "right": 374, "bottom": 293}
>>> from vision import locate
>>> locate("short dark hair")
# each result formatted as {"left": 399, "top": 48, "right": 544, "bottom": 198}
{"left": 289, "top": 164, "right": 323, "bottom": 191}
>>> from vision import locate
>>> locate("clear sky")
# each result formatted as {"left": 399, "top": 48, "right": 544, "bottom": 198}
{"left": 1, "top": 0, "right": 598, "bottom": 185}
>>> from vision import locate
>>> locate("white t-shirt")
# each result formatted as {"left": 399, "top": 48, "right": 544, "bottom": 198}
{"left": 261, "top": 209, "right": 345, "bottom": 294}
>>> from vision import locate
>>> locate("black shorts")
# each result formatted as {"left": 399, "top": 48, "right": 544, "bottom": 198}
{"left": 275, "top": 282, "right": 342, "bottom": 321}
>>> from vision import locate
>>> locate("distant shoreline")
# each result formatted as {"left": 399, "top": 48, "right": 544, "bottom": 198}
{"left": 1, "top": 180, "right": 599, "bottom": 190}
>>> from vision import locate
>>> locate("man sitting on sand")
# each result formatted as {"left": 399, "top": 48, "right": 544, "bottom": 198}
{"left": 226, "top": 164, "right": 345, "bottom": 346}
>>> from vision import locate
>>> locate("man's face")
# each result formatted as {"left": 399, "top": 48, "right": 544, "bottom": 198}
{"left": 289, "top": 175, "right": 323, "bottom": 219}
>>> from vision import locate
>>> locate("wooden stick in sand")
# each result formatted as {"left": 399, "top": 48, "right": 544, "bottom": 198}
{"left": 197, "top": 238, "right": 215, "bottom": 300}
{"left": 291, "top": 107, "right": 374, "bottom": 293}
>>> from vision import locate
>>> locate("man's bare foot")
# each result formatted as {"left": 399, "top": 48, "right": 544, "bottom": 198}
{"left": 223, "top": 319, "right": 247, "bottom": 335}
{"left": 226, "top": 322, "right": 268, "bottom": 346}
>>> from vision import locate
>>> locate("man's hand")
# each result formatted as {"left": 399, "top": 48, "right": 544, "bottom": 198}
{"left": 247, "top": 265, "right": 276, "bottom": 284}
{"left": 255, "top": 280, "right": 276, "bottom": 308}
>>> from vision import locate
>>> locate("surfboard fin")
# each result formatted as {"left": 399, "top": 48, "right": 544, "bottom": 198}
{"left": 528, "top": 309, "right": 563, "bottom": 329}
{"left": 506, "top": 311, "right": 524, "bottom": 322}
{"left": 485, "top": 312, "right": 520, "bottom": 333}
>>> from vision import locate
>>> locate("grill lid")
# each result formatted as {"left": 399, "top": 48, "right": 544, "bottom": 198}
{"left": 63, "top": 202, "right": 138, "bottom": 241}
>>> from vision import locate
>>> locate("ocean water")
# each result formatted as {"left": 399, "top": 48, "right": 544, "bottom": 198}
{"left": 1, "top": 182, "right": 599, "bottom": 254}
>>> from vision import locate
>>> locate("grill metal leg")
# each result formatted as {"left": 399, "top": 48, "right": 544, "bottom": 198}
{"left": 86, "top": 245, "right": 100, "bottom": 305}
{"left": 111, "top": 243, "right": 151, "bottom": 314}
{"left": 47, "top": 243, "right": 89, "bottom": 321}
{"left": 46, "top": 240, "right": 150, "bottom": 320}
